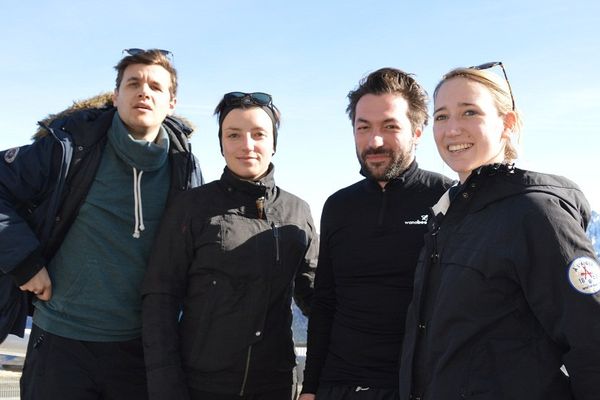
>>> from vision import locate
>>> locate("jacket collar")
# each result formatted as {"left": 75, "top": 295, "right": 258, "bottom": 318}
{"left": 220, "top": 163, "right": 277, "bottom": 200}
{"left": 51, "top": 107, "right": 192, "bottom": 155}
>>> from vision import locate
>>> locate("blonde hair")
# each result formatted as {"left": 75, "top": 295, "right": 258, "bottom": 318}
{"left": 434, "top": 67, "right": 522, "bottom": 162}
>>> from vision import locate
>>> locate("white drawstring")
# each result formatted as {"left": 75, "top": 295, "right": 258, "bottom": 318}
{"left": 132, "top": 167, "right": 145, "bottom": 238}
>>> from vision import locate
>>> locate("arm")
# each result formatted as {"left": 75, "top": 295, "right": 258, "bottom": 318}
{"left": 293, "top": 203, "right": 318, "bottom": 316}
{"left": 301, "top": 201, "right": 337, "bottom": 395}
{"left": 142, "top": 195, "right": 195, "bottom": 400}
{"left": 516, "top": 195, "right": 600, "bottom": 399}
{"left": 0, "top": 138, "right": 57, "bottom": 286}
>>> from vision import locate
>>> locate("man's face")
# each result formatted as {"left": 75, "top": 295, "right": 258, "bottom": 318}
{"left": 353, "top": 93, "right": 421, "bottom": 185}
{"left": 112, "top": 63, "right": 176, "bottom": 140}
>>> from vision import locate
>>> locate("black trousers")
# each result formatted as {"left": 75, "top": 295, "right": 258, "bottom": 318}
{"left": 20, "top": 324, "right": 148, "bottom": 400}
{"left": 189, "top": 386, "right": 295, "bottom": 400}
{"left": 315, "top": 385, "right": 399, "bottom": 400}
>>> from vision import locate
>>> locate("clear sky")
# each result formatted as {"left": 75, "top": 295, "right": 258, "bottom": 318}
{"left": 1, "top": 0, "right": 599, "bottom": 225}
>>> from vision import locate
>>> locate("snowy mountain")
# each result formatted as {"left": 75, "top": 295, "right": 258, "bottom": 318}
{"left": 587, "top": 210, "right": 600, "bottom": 259}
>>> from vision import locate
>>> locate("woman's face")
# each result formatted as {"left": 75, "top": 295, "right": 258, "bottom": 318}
{"left": 221, "top": 107, "right": 274, "bottom": 181}
{"left": 433, "top": 77, "right": 511, "bottom": 183}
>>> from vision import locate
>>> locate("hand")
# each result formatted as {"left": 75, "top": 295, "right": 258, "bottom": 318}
{"left": 299, "top": 394, "right": 315, "bottom": 400}
{"left": 19, "top": 267, "right": 52, "bottom": 301}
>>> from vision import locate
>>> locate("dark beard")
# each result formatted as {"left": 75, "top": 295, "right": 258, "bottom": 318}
{"left": 358, "top": 147, "right": 412, "bottom": 182}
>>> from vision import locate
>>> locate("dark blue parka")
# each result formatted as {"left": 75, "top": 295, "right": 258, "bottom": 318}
{"left": 0, "top": 103, "right": 202, "bottom": 342}
{"left": 399, "top": 164, "right": 600, "bottom": 400}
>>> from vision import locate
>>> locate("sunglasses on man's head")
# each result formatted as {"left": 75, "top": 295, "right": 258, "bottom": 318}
{"left": 122, "top": 48, "right": 174, "bottom": 61}
{"left": 223, "top": 92, "right": 273, "bottom": 107}
{"left": 469, "top": 61, "right": 515, "bottom": 111}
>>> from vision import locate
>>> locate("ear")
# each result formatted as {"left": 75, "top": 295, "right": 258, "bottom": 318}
{"left": 168, "top": 96, "right": 177, "bottom": 116}
{"left": 502, "top": 111, "right": 516, "bottom": 138}
{"left": 412, "top": 126, "right": 423, "bottom": 143}
{"left": 112, "top": 89, "right": 118, "bottom": 104}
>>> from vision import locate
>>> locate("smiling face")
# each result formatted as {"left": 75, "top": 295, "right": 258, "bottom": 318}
{"left": 353, "top": 93, "right": 421, "bottom": 187}
{"left": 221, "top": 107, "right": 274, "bottom": 181}
{"left": 433, "top": 77, "right": 513, "bottom": 183}
{"left": 112, "top": 63, "right": 176, "bottom": 141}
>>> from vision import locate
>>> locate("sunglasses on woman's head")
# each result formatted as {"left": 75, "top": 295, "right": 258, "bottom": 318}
{"left": 223, "top": 92, "right": 273, "bottom": 107}
{"left": 469, "top": 61, "right": 515, "bottom": 111}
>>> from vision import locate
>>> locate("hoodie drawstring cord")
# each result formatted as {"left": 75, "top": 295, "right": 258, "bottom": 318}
{"left": 132, "top": 167, "right": 145, "bottom": 238}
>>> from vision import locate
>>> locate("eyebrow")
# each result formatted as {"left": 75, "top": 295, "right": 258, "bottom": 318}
{"left": 433, "top": 102, "right": 477, "bottom": 114}
{"left": 355, "top": 117, "right": 399, "bottom": 124}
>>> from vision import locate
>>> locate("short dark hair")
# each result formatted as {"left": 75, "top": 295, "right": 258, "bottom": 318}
{"left": 114, "top": 49, "right": 178, "bottom": 98}
{"left": 347, "top": 67, "right": 429, "bottom": 133}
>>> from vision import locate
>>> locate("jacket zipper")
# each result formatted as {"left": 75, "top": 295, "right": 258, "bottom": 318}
{"left": 377, "top": 187, "right": 387, "bottom": 226}
{"left": 239, "top": 345, "right": 253, "bottom": 395}
{"left": 272, "top": 222, "right": 280, "bottom": 265}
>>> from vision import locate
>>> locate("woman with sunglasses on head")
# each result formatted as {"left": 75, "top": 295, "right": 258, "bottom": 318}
{"left": 142, "top": 92, "right": 318, "bottom": 400}
{"left": 398, "top": 64, "right": 600, "bottom": 400}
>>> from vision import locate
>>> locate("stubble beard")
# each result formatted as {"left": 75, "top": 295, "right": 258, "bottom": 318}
{"left": 358, "top": 143, "right": 414, "bottom": 183}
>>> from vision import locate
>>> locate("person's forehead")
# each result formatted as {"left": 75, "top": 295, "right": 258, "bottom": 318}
{"left": 122, "top": 63, "right": 171, "bottom": 80}
{"left": 222, "top": 107, "right": 273, "bottom": 128}
{"left": 356, "top": 93, "right": 409, "bottom": 120}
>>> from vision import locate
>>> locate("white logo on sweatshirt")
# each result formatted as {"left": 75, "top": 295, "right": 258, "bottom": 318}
{"left": 404, "top": 215, "right": 428, "bottom": 225}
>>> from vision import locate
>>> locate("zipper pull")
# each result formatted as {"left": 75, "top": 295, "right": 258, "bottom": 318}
{"left": 256, "top": 196, "right": 265, "bottom": 219}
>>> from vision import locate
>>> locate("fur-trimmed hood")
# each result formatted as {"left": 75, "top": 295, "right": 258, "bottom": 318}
{"left": 33, "top": 92, "right": 196, "bottom": 140}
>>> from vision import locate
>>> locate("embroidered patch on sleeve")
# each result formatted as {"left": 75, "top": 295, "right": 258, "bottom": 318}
{"left": 3, "top": 147, "right": 19, "bottom": 163}
{"left": 568, "top": 257, "right": 600, "bottom": 295}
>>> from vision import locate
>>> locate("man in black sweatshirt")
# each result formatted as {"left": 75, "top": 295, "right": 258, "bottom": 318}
{"left": 300, "top": 68, "right": 453, "bottom": 400}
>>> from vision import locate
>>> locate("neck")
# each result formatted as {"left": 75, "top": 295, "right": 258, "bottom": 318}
{"left": 129, "top": 127, "right": 160, "bottom": 142}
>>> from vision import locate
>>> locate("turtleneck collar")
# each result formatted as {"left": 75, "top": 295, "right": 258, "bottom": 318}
{"left": 361, "top": 159, "right": 419, "bottom": 191}
{"left": 220, "top": 163, "right": 277, "bottom": 199}
{"left": 108, "top": 113, "right": 169, "bottom": 172}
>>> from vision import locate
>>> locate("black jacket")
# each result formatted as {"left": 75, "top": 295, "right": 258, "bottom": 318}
{"left": 400, "top": 164, "right": 600, "bottom": 400}
{"left": 0, "top": 104, "right": 202, "bottom": 342}
{"left": 142, "top": 165, "right": 318, "bottom": 399}
{"left": 302, "top": 161, "right": 452, "bottom": 393}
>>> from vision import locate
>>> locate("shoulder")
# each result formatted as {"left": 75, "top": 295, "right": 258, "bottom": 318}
{"left": 499, "top": 169, "right": 590, "bottom": 228}
{"left": 411, "top": 167, "right": 455, "bottom": 193}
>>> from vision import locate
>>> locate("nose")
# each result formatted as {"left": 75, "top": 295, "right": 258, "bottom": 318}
{"left": 368, "top": 130, "right": 384, "bottom": 148}
{"left": 241, "top": 133, "right": 254, "bottom": 151}
{"left": 446, "top": 117, "right": 461, "bottom": 137}
{"left": 138, "top": 83, "right": 151, "bottom": 98}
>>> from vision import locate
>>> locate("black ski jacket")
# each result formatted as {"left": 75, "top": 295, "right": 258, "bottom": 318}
{"left": 400, "top": 164, "right": 600, "bottom": 400}
{"left": 142, "top": 165, "right": 318, "bottom": 399}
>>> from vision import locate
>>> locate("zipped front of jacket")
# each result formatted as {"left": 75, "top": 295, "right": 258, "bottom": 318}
{"left": 238, "top": 188, "right": 281, "bottom": 395}
{"left": 409, "top": 212, "right": 441, "bottom": 400}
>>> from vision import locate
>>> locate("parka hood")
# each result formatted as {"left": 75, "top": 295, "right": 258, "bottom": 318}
{"left": 33, "top": 92, "right": 196, "bottom": 140}
{"left": 460, "top": 163, "right": 591, "bottom": 229}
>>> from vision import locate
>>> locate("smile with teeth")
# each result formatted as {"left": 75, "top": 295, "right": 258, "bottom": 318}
{"left": 448, "top": 143, "right": 473, "bottom": 152}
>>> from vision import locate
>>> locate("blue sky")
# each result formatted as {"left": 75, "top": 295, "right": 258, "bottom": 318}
{"left": 1, "top": 0, "right": 599, "bottom": 224}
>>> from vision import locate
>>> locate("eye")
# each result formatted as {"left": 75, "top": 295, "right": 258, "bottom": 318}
{"left": 464, "top": 109, "right": 479, "bottom": 116}
{"left": 253, "top": 131, "right": 268, "bottom": 139}
{"left": 226, "top": 132, "right": 239, "bottom": 139}
{"left": 356, "top": 125, "right": 369, "bottom": 132}
{"left": 433, "top": 114, "right": 448, "bottom": 121}
{"left": 384, "top": 124, "right": 400, "bottom": 130}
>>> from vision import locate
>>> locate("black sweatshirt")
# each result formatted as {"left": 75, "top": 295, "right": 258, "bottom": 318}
{"left": 301, "top": 161, "right": 452, "bottom": 393}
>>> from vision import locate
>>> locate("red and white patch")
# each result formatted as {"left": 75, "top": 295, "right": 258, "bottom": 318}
{"left": 3, "top": 147, "right": 19, "bottom": 163}
{"left": 568, "top": 257, "right": 600, "bottom": 295}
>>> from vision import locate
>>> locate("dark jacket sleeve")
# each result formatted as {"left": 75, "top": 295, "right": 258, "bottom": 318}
{"left": 0, "top": 138, "right": 57, "bottom": 284}
{"left": 516, "top": 194, "right": 600, "bottom": 400}
{"left": 142, "top": 194, "right": 195, "bottom": 400}
{"left": 293, "top": 202, "right": 318, "bottom": 316}
{"left": 301, "top": 199, "right": 337, "bottom": 394}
